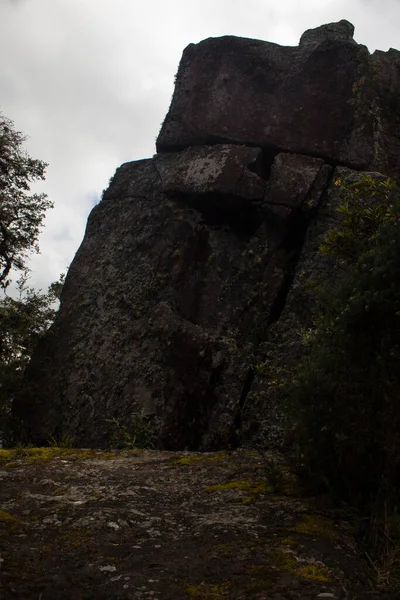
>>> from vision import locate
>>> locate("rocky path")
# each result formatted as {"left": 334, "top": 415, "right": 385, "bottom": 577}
{"left": 0, "top": 448, "right": 377, "bottom": 599}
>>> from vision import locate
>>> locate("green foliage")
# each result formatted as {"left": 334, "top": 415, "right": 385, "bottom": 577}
{"left": 105, "top": 408, "right": 157, "bottom": 449}
{"left": 47, "top": 433, "right": 75, "bottom": 449}
{"left": 0, "top": 273, "right": 64, "bottom": 443}
{"left": 0, "top": 112, "right": 62, "bottom": 444}
{"left": 319, "top": 174, "right": 397, "bottom": 264}
{"left": 284, "top": 174, "right": 400, "bottom": 592}
{"left": 286, "top": 175, "right": 400, "bottom": 516}
{"left": 0, "top": 114, "right": 53, "bottom": 289}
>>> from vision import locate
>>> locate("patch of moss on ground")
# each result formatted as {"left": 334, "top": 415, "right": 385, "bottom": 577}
{"left": 246, "top": 564, "right": 278, "bottom": 591}
{"left": 280, "top": 536, "right": 296, "bottom": 546}
{"left": 290, "top": 514, "right": 339, "bottom": 541}
{"left": 73, "top": 450, "right": 116, "bottom": 461}
{"left": 270, "top": 549, "right": 331, "bottom": 582}
{"left": 57, "top": 527, "right": 95, "bottom": 549}
{"left": 0, "top": 449, "right": 11, "bottom": 462}
{"left": 0, "top": 510, "right": 18, "bottom": 524}
{"left": 169, "top": 453, "right": 228, "bottom": 466}
{"left": 0, "top": 510, "right": 20, "bottom": 533}
{"left": 297, "top": 564, "right": 331, "bottom": 582}
{"left": 0, "top": 447, "right": 117, "bottom": 465}
{"left": 185, "top": 581, "right": 231, "bottom": 599}
{"left": 244, "top": 451, "right": 260, "bottom": 457}
{"left": 204, "top": 479, "right": 272, "bottom": 501}
{"left": 121, "top": 448, "right": 145, "bottom": 456}
{"left": 241, "top": 496, "right": 255, "bottom": 505}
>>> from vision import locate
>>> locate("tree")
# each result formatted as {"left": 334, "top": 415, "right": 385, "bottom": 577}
{"left": 0, "top": 113, "right": 60, "bottom": 444}
{"left": 0, "top": 273, "right": 64, "bottom": 434}
{"left": 0, "top": 113, "right": 53, "bottom": 289}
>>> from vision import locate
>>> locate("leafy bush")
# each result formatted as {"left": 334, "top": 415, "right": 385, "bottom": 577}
{"left": 285, "top": 174, "right": 400, "bottom": 591}
{"left": 319, "top": 174, "right": 397, "bottom": 264}
{"left": 286, "top": 174, "right": 400, "bottom": 514}
{"left": 0, "top": 274, "right": 64, "bottom": 445}
{"left": 0, "top": 113, "right": 60, "bottom": 445}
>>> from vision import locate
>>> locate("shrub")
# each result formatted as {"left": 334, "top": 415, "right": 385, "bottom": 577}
{"left": 286, "top": 174, "right": 400, "bottom": 514}
{"left": 0, "top": 274, "right": 64, "bottom": 445}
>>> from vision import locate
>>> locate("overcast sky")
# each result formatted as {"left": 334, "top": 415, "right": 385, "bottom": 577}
{"left": 1, "top": 0, "right": 399, "bottom": 292}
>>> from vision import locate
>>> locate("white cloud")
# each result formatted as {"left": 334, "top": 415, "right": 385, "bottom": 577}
{"left": 0, "top": 0, "right": 398, "bottom": 290}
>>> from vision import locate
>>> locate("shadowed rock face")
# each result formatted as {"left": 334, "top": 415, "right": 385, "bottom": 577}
{"left": 13, "top": 21, "right": 400, "bottom": 449}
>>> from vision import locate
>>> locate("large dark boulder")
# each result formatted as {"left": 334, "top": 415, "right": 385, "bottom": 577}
{"left": 13, "top": 21, "right": 400, "bottom": 449}
{"left": 14, "top": 148, "right": 331, "bottom": 449}
{"left": 157, "top": 20, "right": 400, "bottom": 180}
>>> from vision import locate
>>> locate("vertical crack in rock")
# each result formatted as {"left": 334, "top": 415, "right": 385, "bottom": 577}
{"left": 266, "top": 160, "right": 334, "bottom": 324}
{"left": 267, "top": 210, "right": 310, "bottom": 326}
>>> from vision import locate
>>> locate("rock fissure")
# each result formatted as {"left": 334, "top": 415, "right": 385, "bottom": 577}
{"left": 267, "top": 212, "right": 310, "bottom": 327}
{"left": 267, "top": 161, "right": 334, "bottom": 325}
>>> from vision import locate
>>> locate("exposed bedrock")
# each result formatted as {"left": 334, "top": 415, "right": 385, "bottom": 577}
{"left": 157, "top": 20, "right": 400, "bottom": 180}
{"left": 13, "top": 20, "right": 400, "bottom": 449}
{"left": 15, "top": 148, "right": 332, "bottom": 449}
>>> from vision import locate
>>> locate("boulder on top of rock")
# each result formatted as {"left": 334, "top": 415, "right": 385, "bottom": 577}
{"left": 157, "top": 21, "right": 400, "bottom": 180}
{"left": 368, "top": 48, "right": 400, "bottom": 179}
{"left": 157, "top": 144, "right": 266, "bottom": 227}
{"left": 299, "top": 19, "right": 356, "bottom": 46}
{"left": 159, "top": 144, "right": 266, "bottom": 201}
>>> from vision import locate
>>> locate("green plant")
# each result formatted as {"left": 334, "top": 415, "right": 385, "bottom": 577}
{"left": 0, "top": 113, "right": 52, "bottom": 289}
{"left": 0, "top": 112, "right": 63, "bottom": 445}
{"left": 320, "top": 174, "right": 397, "bottom": 264}
{"left": 47, "top": 434, "right": 75, "bottom": 449}
{"left": 0, "top": 272, "right": 64, "bottom": 444}
{"left": 283, "top": 175, "right": 400, "bottom": 593}
{"left": 105, "top": 408, "right": 157, "bottom": 449}
{"left": 285, "top": 175, "right": 400, "bottom": 515}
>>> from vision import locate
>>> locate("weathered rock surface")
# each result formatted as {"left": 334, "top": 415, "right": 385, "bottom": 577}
{"left": 0, "top": 447, "right": 378, "bottom": 600}
{"left": 160, "top": 144, "right": 266, "bottom": 202}
{"left": 264, "top": 154, "right": 332, "bottom": 218}
{"left": 16, "top": 149, "right": 330, "bottom": 449}
{"left": 157, "top": 20, "right": 400, "bottom": 180}
{"left": 13, "top": 20, "right": 400, "bottom": 450}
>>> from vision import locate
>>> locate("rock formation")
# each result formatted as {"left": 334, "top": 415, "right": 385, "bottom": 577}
{"left": 13, "top": 20, "right": 400, "bottom": 449}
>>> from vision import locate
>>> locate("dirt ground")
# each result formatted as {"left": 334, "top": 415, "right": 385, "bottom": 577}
{"left": 0, "top": 447, "right": 381, "bottom": 599}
